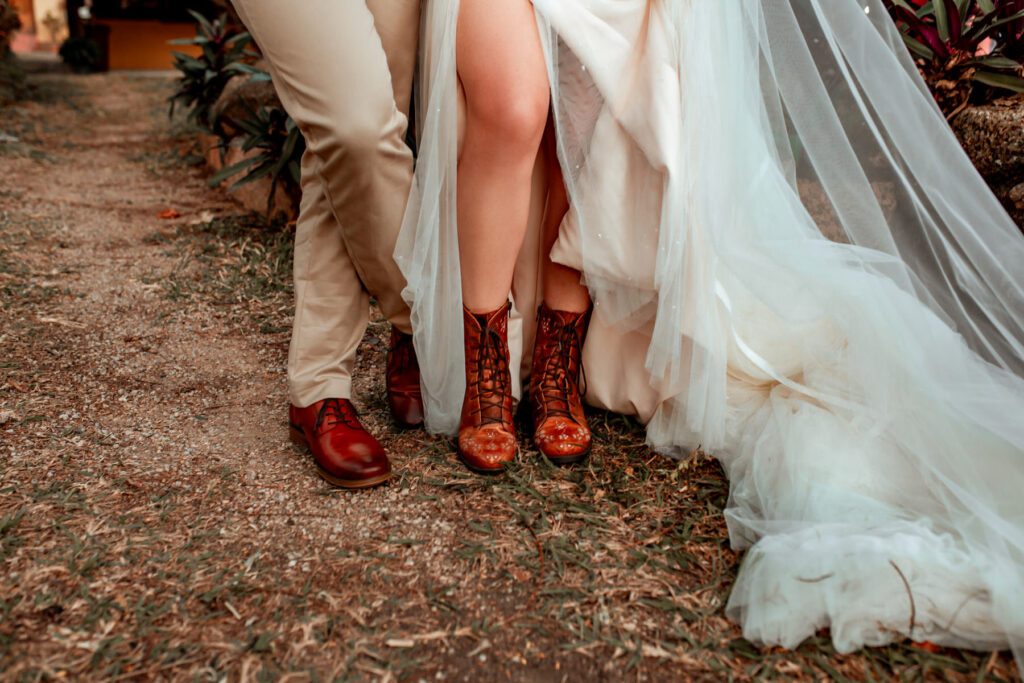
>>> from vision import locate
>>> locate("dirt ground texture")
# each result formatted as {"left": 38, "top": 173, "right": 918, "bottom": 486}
{"left": 0, "top": 74, "right": 1019, "bottom": 682}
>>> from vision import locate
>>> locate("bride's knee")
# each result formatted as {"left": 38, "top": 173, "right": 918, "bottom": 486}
{"left": 465, "top": 86, "right": 549, "bottom": 154}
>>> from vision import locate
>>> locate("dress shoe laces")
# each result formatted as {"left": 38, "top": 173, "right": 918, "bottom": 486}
{"left": 314, "top": 398, "right": 364, "bottom": 432}
{"left": 538, "top": 321, "right": 587, "bottom": 423}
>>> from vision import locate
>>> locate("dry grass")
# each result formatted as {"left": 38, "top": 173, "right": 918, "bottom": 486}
{"left": 0, "top": 73, "right": 1019, "bottom": 682}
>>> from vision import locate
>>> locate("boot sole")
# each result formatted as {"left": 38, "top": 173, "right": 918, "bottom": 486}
{"left": 456, "top": 447, "right": 516, "bottom": 476}
{"left": 525, "top": 403, "right": 592, "bottom": 467}
{"left": 392, "top": 416, "right": 425, "bottom": 431}
{"left": 541, "top": 446, "right": 591, "bottom": 467}
{"left": 289, "top": 425, "right": 392, "bottom": 489}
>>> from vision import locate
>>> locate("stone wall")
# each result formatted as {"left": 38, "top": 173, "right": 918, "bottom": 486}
{"left": 952, "top": 94, "right": 1024, "bottom": 228}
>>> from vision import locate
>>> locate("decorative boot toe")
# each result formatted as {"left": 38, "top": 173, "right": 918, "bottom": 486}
{"left": 458, "top": 303, "right": 517, "bottom": 474}
{"left": 529, "top": 304, "right": 592, "bottom": 465}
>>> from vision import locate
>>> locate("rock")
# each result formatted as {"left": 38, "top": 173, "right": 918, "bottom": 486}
{"left": 952, "top": 94, "right": 1024, "bottom": 182}
{"left": 1010, "top": 182, "right": 1024, "bottom": 211}
{"left": 211, "top": 66, "right": 279, "bottom": 138}
{"left": 952, "top": 96, "right": 1024, "bottom": 229}
{"left": 206, "top": 135, "right": 297, "bottom": 222}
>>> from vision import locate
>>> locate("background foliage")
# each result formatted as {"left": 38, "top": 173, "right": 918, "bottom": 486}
{"left": 166, "top": 4, "right": 1024, "bottom": 211}
{"left": 169, "top": 10, "right": 303, "bottom": 212}
{"left": 58, "top": 37, "right": 102, "bottom": 74}
{"left": 885, "top": 0, "right": 1024, "bottom": 116}
{"left": 169, "top": 10, "right": 256, "bottom": 131}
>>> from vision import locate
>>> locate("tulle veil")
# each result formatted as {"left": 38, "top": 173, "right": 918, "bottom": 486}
{"left": 396, "top": 0, "right": 1024, "bottom": 663}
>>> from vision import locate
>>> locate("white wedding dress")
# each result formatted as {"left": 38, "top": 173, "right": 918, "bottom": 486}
{"left": 396, "top": 0, "right": 1024, "bottom": 663}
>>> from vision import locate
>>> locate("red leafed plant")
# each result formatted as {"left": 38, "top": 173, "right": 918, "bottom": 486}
{"left": 885, "top": 0, "right": 1024, "bottom": 117}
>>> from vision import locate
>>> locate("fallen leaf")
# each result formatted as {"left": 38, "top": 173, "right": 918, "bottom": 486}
{"left": 913, "top": 641, "right": 943, "bottom": 653}
{"left": 158, "top": 209, "right": 181, "bottom": 219}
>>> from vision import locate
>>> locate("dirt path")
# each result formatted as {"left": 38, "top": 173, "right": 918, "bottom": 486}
{"left": 0, "top": 74, "right": 1016, "bottom": 682}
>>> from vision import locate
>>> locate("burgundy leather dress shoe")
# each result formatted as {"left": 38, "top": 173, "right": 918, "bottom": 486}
{"left": 289, "top": 398, "right": 391, "bottom": 488}
{"left": 387, "top": 328, "right": 424, "bottom": 428}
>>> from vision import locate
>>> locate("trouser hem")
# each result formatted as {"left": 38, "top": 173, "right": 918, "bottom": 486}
{"left": 289, "top": 379, "right": 354, "bottom": 408}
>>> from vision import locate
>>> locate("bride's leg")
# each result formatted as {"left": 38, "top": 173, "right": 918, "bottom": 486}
{"left": 529, "top": 123, "right": 593, "bottom": 464}
{"left": 540, "top": 124, "right": 590, "bottom": 313}
{"left": 456, "top": 0, "right": 550, "bottom": 312}
{"left": 454, "top": 0, "right": 550, "bottom": 473}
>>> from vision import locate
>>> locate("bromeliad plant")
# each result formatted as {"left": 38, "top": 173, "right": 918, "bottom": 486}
{"left": 171, "top": 10, "right": 304, "bottom": 216}
{"left": 208, "top": 103, "right": 305, "bottom": 214}
{"left": 886, "top": 0, "right": 1024, "bottom": 117}
{"left": 169, "top": 11, "right": 259, "bottom": 131}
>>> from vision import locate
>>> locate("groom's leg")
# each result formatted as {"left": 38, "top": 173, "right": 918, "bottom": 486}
{"left": 287, "top": 150, "right": 369, "bottom": 407}
{"left": 230, "top": 0, "right": 418, "bottom": 407}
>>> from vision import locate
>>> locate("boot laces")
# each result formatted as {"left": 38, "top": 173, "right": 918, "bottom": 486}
{"left": 474, "top": 323, "right": 512, "bottom": 425}
{"left": 314, "top": 398, "right": 363, "bottom": 432}
{"left": 539, "top": 321, "right": 586, "bottom": 422}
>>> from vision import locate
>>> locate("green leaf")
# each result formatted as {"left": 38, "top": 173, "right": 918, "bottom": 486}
{"left": 902, "top": 34, "right": 936, "bottom": 60}
{"left": 287, "top": 159, "right": 302, "bottom": 185}
{"left": 187, "top": 9, "right": 214, "bottom": 35}
{"left": 230, "top": 161, "right": 275, "bottom": 191}
{"left": 279, "top": 127, "right": 301, "bottom": 165}
{"left": 225, "top": 33, "right": 252, "bottom": 48}
{"left": 933, "top": 0, "right": 950, "bottom": 41}
{"left": 250, "top": 632, "right": 276, "bottom": 653}
{"left": 208, "top": 158, "right": 260, "bottom": 186}
{"left": 975, "top": 9, "right": 1024, "bottom": 38}
{"left": 973, "top": 70, "right": 1024, "bottom": 93}
{"left": 968, "top": 56, "right": 1023, "bottom": 70}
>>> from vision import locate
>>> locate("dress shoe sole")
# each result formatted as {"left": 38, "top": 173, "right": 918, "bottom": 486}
{"left": 315, "top": 467, "right": 391, "bottom": 489}
{"left": 289, "top": 426, "right": 391, "bottom": 489}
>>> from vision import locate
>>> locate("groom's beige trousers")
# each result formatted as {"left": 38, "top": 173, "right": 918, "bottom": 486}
{"left": 230, "top": 0, "right": 419, "bottom": 407}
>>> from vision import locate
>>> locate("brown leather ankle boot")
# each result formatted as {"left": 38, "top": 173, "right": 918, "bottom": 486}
{"left": 458, "top": 303, "right": 517, "bottom": 473}
{"left": 386, "top": 328, "right": 424, "bottom": 428}
{"left": 529, "top": 303, "right": 591, "bottom": 465}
